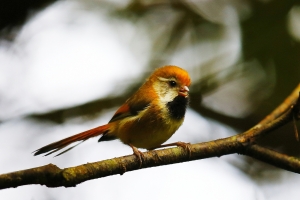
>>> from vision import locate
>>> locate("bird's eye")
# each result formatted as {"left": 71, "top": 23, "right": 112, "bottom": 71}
{"left": 169, "top": 80, "right": 177, "bottom": 87}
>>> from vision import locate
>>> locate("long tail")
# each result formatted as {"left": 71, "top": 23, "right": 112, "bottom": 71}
{"left": 33, "top": 124, "right": 110, "bottom": 156}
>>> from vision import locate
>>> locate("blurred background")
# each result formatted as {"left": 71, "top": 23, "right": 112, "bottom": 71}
{"left": 0, "top": 0, "right": 300, "bottom": 199}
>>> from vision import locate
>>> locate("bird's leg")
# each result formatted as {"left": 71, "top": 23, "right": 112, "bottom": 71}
{"left": 150, "top": 142, "right": 192, "bottom": 157}
{"left": 129, "top": 144, "right": 145, "bottom": 168}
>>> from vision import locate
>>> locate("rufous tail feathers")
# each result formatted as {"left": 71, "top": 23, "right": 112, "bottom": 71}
{"left": 33, "top": 124, "right": 110, "bottom": 156}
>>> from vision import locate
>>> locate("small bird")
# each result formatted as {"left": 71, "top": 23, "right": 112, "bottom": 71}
{"left": 33, "top": 65, "right": 191, "bottom": 164}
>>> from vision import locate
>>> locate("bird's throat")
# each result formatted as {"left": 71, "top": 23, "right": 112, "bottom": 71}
{"left": 166, "top": 95, "right": 189, "bottom": 120}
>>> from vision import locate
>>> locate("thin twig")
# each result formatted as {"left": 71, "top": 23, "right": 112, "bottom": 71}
{"left": 258, "top": 84, "right": 300, "bottom": 125}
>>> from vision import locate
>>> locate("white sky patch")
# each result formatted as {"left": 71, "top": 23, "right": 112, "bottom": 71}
{"left": 0, "top": 1, "right": 148, "bottom": 120}
{"left": 288, "top": 6, "right": 300, "bottom": 42}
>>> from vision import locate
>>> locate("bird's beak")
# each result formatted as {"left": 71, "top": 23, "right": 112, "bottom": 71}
{"left": 179, "top": 86, "right": 189, "bottom": 97}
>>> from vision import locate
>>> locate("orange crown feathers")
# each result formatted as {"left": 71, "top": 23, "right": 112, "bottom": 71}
{"left": 151, "top": 65, "right": 191, "bottom": 87}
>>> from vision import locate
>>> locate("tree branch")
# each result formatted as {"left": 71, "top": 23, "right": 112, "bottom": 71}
{"left": 0, "top": 84, "right": 299, "bottom": 189}
{"left": 242, "top": 144, "right": 300, "bottom": 174}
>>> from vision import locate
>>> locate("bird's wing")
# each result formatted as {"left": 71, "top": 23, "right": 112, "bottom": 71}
{"left": 109, "top": 99, "right": 150, "bottom": 123}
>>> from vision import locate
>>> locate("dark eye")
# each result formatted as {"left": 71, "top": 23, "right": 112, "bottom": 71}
{"left": 169, "top": 80, "right": 177, "bottom": 87}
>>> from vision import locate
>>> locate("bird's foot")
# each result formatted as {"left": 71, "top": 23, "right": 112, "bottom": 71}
{"left": 129, "top": 144, "right": 145, "bottom": 168}
{"left": 155, "top": 141, "right": 192, "bottom": 158}
{"left": 173, "top": 142, "right": 192, "bottom": 158}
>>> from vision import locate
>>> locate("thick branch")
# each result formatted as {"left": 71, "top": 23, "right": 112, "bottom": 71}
{"left": 0, "top": 84, "right": 299, "bottom": 189}
{"left": 0, "top": 138, "right": 241, "bottom": 189}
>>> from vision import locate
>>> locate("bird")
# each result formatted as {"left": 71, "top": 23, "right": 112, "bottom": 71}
{"left": 33, "top": 65, "right": 191, "bottom": 165}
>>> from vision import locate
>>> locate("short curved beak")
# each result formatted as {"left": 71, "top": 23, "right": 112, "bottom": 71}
{"left": 179, "top": 86, "right": 189, "bottom": 97}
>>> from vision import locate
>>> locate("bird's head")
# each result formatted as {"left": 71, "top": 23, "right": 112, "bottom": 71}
{"left": 150, "top": 65, "right": 191, "bottom": 103}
